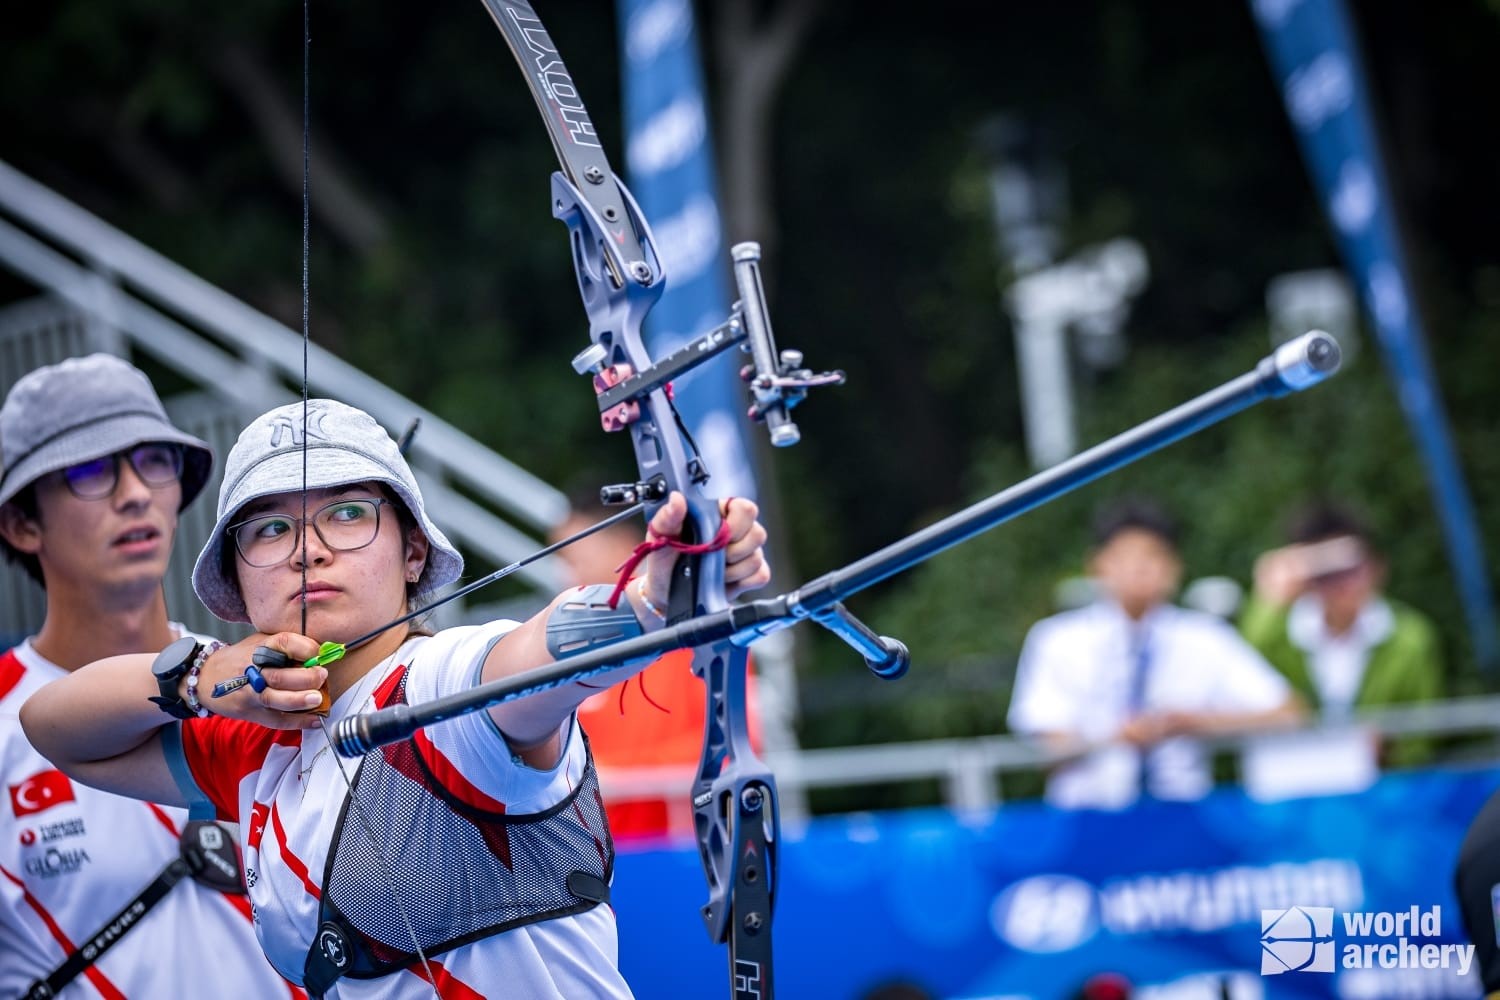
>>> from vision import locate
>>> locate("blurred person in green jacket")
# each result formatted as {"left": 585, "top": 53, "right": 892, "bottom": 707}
{"left": 1240, "top": 502, "right": 1443, "bottom": 765}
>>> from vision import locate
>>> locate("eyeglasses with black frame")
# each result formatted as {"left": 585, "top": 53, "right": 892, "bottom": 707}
{"left": 227, "top": 497, "right": 393, "bottom": 567}
{"left": 61, "top": 443, "right": 185, "bottom": 500}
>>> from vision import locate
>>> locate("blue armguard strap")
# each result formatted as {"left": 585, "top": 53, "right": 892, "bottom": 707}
{"left": 160, "top": 722, "right": 217, "bottom": 822}
{"left": 545, "top": 583, "right": 646, "bottom": 660}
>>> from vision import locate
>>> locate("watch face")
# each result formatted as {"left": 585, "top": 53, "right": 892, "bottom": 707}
{"left": 153, "top": 635, "right": 201, "bottom": 679}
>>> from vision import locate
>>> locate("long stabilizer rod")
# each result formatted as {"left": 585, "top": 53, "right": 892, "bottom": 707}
{"left": 333, "top": 330, "right": 1340, "bottom": 756}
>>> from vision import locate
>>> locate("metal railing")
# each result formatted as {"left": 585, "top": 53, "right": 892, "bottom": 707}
{"left": 0, "top": 159, "right": 570, "bottom": 614}
{"left": 0, "top": 163, "right": 810, "bottom": 769}
{"left": 593, "top": 694, "right": 1500, "bottom": 821}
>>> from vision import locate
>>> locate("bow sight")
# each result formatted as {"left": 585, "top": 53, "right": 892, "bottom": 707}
{"left": 573, "top": 239, "right": 845, "bottom": 493}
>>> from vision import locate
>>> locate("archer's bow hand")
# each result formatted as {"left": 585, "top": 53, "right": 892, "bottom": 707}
{"left": 638, "top": 493, "right": 771, "bottom": 612}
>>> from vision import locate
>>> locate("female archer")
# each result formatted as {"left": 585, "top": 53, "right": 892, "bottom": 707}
{"left": 21, "top": 397, "right": 770, "bottom": 998}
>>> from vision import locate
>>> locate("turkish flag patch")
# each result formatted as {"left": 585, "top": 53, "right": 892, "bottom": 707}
{"left": 9, "top": 769, "right": 76, "bottom": 818}
{"left": 247, "top": 800, "right": 271, "bottom": 851}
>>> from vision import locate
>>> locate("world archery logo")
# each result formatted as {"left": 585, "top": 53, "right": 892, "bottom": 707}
{"left": 1261, "top": 906, "right": 1336, "bottom": 974}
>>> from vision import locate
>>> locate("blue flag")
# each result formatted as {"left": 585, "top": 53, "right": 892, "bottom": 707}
{"left": 1252, "top": 0, "right": 1497, "bottom": 665}
{"left": 617, "top": 0, "right": 757, "bottom": 501}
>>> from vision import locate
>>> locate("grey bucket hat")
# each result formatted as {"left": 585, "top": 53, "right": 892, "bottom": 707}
{"left": 0, "top": 354, "right": 213, "bottom": 508}
{"left": 192, "top": 399, "right": 464, "bottom": 623}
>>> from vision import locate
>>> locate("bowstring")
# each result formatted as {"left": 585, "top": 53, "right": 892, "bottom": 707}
{"left": 299, "top": 3, "right": 439, "bottom": 992}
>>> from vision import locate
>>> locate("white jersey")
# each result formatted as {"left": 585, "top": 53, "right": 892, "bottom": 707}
{"left": 167, "top": 622, "right": 633, "bottom": 1000}
{"left": 0, "top": 639, "right": 304, "bottom": 999}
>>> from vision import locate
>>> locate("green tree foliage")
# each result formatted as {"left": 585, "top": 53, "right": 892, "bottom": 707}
{"left": 769, "top": 3, "right": 1500, "bottom": 773}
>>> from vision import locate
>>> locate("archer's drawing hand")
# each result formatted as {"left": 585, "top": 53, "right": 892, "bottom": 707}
{"left": 202, "top": 633, "right": 329, "bottom": 729}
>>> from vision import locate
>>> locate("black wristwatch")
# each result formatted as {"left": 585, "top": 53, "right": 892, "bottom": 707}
{"left": 149, "top": 636, "right": 203, "bottom": 721}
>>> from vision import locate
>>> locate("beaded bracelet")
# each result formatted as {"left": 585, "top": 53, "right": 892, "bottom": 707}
{"left": 635, "top": 577, "right": 667, "bottom": 622}
{"left": 184, "top": 640, "right": 226, "bottom": 718}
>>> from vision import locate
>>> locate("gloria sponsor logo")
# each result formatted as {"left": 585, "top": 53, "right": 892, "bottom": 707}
{"left": 1260, "top": 905, "right": 1475, "bottom": 976}
{"left": 23, "top": 846, "right": 91, "bottom": 879}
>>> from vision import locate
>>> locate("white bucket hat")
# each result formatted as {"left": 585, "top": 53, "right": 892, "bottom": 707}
{"left": 192, "top": 399, "right": 463, "bottom": 623}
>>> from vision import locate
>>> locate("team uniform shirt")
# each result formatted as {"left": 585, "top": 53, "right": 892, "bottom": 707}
{"left": 167, "top": 622, "right": 631, "bottom": 1000}
{"left": 0, "top": 638, "right": 302, "bottom": 1000}
{"left": 1008, "top": 601, "right": 1292, "bottom": 810}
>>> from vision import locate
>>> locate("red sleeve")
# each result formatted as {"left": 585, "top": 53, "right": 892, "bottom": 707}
{"left": 178, "top": 716, "right": 286, "bottom": 822}
{"left": 0, "top": 649, "right": 26, "bottom": 701}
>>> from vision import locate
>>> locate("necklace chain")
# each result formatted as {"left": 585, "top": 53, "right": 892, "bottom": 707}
{"left": 299, "top": 744, "right": 331, "bottom": 781}
{"left": 297, "top": 664, "right": 386, "bottom": 788}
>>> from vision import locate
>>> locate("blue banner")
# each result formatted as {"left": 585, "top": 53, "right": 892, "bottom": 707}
{"left": 1249, "top": 0, "right": 1497, "bottom": 666}
{"left": 613, "top": 767, "right": 1497, "bottom": 999}
{"left": 617, "top": 0, "right": 757, "bottom": 500}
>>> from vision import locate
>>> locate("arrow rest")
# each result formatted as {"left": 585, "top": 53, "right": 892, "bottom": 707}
{"left": 598, "top": 475, "right": 669, "bottom": 507}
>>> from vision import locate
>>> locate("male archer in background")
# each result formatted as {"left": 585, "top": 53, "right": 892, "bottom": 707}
{"left": 550, "top": 494, "right": 763, "bottom": 841}
{"left": 0, "top": 354, "right": 302, "bottom": 997}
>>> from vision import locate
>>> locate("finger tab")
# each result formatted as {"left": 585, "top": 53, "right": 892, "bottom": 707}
{"left": 253, "top": 646, "right": 293, "bottom": 670}
{"left": 299, "top": 686, "right": 332, "bottom": 717}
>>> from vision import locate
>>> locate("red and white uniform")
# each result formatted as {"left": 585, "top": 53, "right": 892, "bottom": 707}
{"left": 168, "top": 622, "right": 632, "bottom": 1000}
{"left": 0, "top": 639, "right": 303, "bottom": 999}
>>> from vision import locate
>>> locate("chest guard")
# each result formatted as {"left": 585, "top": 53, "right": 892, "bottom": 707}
{"left": 303, "top": 666, "right": 614, "bottom": 996}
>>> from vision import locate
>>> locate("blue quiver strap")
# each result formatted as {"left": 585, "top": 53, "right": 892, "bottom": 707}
{"left": 545, "top": 583, "right": 646, "bottom": 661}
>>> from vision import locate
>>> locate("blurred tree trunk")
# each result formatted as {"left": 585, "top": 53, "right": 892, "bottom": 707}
{"left": 711, "top": 0, "right": 824, "bottom": 274}
{"left": 212, "top": 39, "right": 391, "bottom": 254}
{"left": 707, "top": 0, "right": 825, "bottom": 725}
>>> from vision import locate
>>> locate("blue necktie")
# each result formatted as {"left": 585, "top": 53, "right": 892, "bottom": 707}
{"left": 1127, "top": 626, "right": 1155, "bottom": 801}
{"left": 1126, "top": 627, "right": 1153, "bottom": 714}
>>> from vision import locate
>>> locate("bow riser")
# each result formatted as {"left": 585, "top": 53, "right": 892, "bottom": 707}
{"left": 553, "top": 162, "right": 779, "bottom": 996}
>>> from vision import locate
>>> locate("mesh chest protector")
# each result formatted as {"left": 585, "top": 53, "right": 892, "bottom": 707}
{"left": 303, "top": 667, "right": 614, "bottom": 996}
